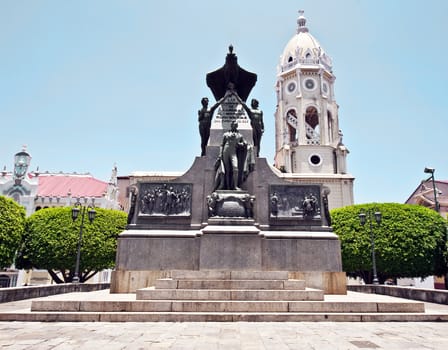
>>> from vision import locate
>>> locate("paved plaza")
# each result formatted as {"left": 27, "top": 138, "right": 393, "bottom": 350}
{"left": 1, "top": 320, "right": 448, "bottom": 349}
{"left": 0, "top": 294, "right": 448, "bottom": 349}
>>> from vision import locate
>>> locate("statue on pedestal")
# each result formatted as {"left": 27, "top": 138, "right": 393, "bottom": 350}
{"left": 204, "top": 46, "right": 258, "bottom": 218}
{"left": 237, "top": 96, "right": 264, "bottom": 157}
{"left": 198, "top": 97, "right": 223, "bottom": 156}
{"left": 214, "top": 120, "right": 254, "bottom": 191}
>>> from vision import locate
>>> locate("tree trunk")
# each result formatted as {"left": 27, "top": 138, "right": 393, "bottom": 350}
{"left": 48, "top": 269, "right": 64, "bottom": 284}
{"left": 82, "top": 270, "right": 98, "bottom": 283}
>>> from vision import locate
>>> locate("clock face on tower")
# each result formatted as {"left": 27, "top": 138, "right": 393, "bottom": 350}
{"left": 286, "top": 81, "right": 296, "bottom": 94}
{"left": 304, "top": 78, "right": 316, "bottom": 90}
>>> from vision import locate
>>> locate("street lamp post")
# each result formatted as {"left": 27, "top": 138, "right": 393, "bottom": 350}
{"left": 424, "top": 167, "right": 440, "bottom": 213}
{"left": 359, "top": 209, "right": 382, "bottom": 285}
{"left": 71, "top": 202, "right": 96, "bottom": 283}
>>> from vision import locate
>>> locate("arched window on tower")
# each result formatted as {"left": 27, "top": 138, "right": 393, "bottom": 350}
{"left": 305, "top": 106, "right": 320, "bottom": 145}
{"left": 303, "top": 50, "right": 314, "bottom": 64}
{"left": 286, "top": 109, "right": 298, "bottom": 143}
{"left": 327, "top": 111, "right": 333, "bottom": 143}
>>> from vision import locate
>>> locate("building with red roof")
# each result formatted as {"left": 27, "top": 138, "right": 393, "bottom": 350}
{"left": 0, "top": 147, "right": 120, "bottom": 216}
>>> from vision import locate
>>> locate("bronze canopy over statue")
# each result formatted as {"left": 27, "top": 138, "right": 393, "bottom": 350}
{"left": 206, "top": 45, "right": 257, "bottom": 103}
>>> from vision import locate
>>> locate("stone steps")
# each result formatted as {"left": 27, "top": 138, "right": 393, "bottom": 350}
{"left": 141, "top": 270, "right": 316, "bottom": 302}
{"left": 154, "top": 279, "right": 306, "bottom": 290}
{"left": 3, "top": 311, "right": 447, "bottom": 323}
{"left": 31, "top": 300, "right": 425, "bottom": 313}
{"left": 169, "top": 270, "right": 290, "bottom": 280}
{"left": 17, "top": 270, "right": 438, "bottom": 322}
{"left": 136, "top": 288, "right": 323, "bottom": 301}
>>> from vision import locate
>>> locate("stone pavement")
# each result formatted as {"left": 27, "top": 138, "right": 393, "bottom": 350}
{"left": 1, "top": 320, "right": 448, "bottom": 349}
{"left": 1, "top": 291, "right": 448, "bottom": 349}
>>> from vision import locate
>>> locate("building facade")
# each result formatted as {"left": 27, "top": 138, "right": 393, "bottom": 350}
{"left": 405, "top": 179, "right": 448, "bottom": 289}
{"left": 406, "top": 180, "right": 448, "bottom": 218}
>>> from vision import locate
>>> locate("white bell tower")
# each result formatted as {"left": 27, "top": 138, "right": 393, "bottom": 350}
{"left": 274, "top": 11, "right": 354, "bottom": 209}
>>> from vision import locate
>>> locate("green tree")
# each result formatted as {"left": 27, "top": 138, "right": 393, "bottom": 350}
{"left": 0, "top": 196, "right": 26, "bottom": 268}
{"left": 19, "top": 207, "right": 127, "bottom": 283}
{"left": 331, "top": 203, "right": 448, "bottom": 284}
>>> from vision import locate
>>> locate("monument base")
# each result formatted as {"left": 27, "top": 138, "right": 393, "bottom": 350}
{"left": 117, "top": 131, "right": 346, "bottom": 295}
{"left": 110, "top": 269, "right": 346, "bottom": 295}
{"left": 111, "top": 228, "right": 346, "bottom": 294}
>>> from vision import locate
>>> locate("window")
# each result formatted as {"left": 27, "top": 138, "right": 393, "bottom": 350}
{"left": 286, "top": 109, "right": 298, "bottom": 142}
{"left": 309, "top": 154, "right": 322, "bottom": 166}
{"left": 305, "top": 106, "right": 320, "bottom": 144}
{"left": 327, "top": 111, "right": 333, "bottom": 143}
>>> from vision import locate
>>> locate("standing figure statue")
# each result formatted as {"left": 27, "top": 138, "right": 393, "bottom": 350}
{"left": 198, "top": 97, "right": 222, "bottom": 156}
{"left": 270, "top": 192, "right": 279, "bottom": 217}
{"left": 237, "top": 96, "right": 264, "bottom": 157}
{"left": 322, "top": 187, "right": 331, "bottom": 226}
{"left": 127, "top": 187, "right": 138, "bottom": 225}
{"left": 216, "top": 121, "right": 251, "bottom": 190}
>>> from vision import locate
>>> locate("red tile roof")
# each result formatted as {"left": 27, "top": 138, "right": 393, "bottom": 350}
{"left": 37, "top": 174, "right": 108, "bottom": 198}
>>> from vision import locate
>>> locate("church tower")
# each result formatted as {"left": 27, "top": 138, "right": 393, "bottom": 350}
{"left": 274, "top": 11, "right": 354, "bottom": 208}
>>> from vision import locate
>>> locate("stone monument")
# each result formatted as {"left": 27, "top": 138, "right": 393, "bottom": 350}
{"left": 111, "top": 46, "right": 346, "bottom": 294}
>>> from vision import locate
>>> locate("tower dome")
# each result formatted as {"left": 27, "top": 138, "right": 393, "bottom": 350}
{"left": 279, "top": 10, "right": 333, "bottom": 72}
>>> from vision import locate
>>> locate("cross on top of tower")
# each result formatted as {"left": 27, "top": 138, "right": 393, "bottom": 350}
{"left": 297, "top": 10, "right": 309, "bottom": 33}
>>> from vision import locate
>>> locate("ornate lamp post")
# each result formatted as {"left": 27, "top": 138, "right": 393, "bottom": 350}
{"left": 359, "top": 209, "right": 382, "bottom": 285}
{"left": 13, "top": 147, "right": 32, "bottom": 185}
{"left": 71, "top": 201, "right": 96, "bottom": 283}
{"left": 424, "top": 167, "right": 440, "bottom": 213}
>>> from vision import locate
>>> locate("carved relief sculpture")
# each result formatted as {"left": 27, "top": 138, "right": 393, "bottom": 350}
{"left": 138, "top": 183, "right": 192, "bottom": 216}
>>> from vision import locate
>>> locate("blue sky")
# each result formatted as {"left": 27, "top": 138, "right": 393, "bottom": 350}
{"left": 1, "top": 0, "right": 447, "bottom": 204}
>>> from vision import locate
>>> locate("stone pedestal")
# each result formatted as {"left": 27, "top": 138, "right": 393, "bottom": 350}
{"left": 111, "top": 225, "right": 345, "bottom": 294}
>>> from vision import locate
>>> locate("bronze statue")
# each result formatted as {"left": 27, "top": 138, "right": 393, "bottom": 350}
{"left": 302, "top": 193, "right": 318, "bottom": 217}
{"left": 206, "top": 192, "right": 220, "bottom": 217}
{"left": 127, "top": 187, "right": 138, "bottom": 224}
{"left": 322, "top": 188, "right": 331, "bottom": 226}
{"left": 242, "top": 194, "right": 255, "bottom": 218}
{"left": 215, "top": 121, "right": 253, "bottom": 190}
{"left": 270, "top": 192, "right": 279, "bottom": 217}
{"left": 198, "top": 97, "right": 221, "bottom": 156}
{"left": 237, "top": 96, "right": 264, "bottom": 157}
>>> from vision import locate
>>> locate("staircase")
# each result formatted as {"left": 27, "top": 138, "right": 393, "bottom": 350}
{"left": 18, "top": 270, "right": 442, "bottom": 322}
